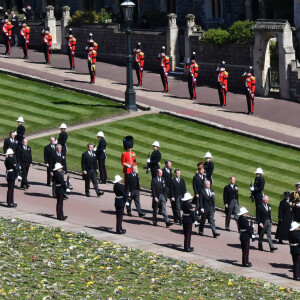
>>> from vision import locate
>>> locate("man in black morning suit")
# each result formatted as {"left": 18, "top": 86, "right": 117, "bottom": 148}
{"left": 193, "top": 164, "right": 206, "bottom": 215}
{"left": 95, "top": 131, "right": 107, "bottom": 184}
{"left": 161, "top": 160, "right": 172, "bottom": 214}
{"left": 199, "top": 180, "right": 220, "bottom": 238}
{"left": 170, "top": 169, "right": 186, "bottom": 224}
{"left": 81, "top": 143, "right": 104, "bottom": 198}
{"left": 3, "top": 132, "right": 18, "bottom": 154}
{"left": 44, "top": 137, "right": 56, "bottom": 186}
{"left": 151, "top": 169, "right": 172, "bottom": 227}
{"left": 223, "top": 176, "right": 239, "bottom": 231}
{"left": 16, "top": 139, "right": 32, "bottom": 189}
{"left": 125, "top": 165, "right": 145, "bottom": 217}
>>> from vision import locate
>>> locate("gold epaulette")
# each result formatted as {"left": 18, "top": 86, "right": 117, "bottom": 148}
{"left": 140, "top": 52, "right": 144, "bottom": 56}
{"left": 92, "top": 50, "right": 97, "bottom": 54}
{"left": 73, "top": 37, "right": 76, "bottom": 41}
{"left": 49, "top": 34, "right": 52, "bottom": 37}
{"left": 8, "top": 22, "right": 11, "bottom": 25}
{"left": 224, "top": 71, "right": 228, "bottom": 76}
{"left": 26, "top": 26, "right": 30, "bottom": 30}
{"left": 251, "top": 76, "right": 256, "bottom": 80}
{"left": 94, "top": 42, "right": 98, "bottom": 46}
{"left": 165, "top": 56, "right": 169, "bottom": 61}
{"left": 194, "top": 63, "right": 198, "bottom": 67}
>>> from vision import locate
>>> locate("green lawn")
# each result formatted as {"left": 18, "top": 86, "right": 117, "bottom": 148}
{"left": 0, "top": 73, "right": 125, "bottom": 138}
{"left": 0, "top": 218, "right": 297, "bottom": 299}
{"left": 29, "top": 113, "right": 300, "bottom": 221}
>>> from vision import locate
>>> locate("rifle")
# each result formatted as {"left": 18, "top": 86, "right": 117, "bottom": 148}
{"left": 249, "top": 180, "right": 254, "bottom": 203}
{"left": 249, "top": 220, "right": 255, "bottom": 242}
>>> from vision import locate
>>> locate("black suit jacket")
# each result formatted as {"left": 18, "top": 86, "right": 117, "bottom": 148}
{"left": 149, "top": 150, "right": 161, "bottom": 171}
{"left": 253, "top": 176, "right": 265, "bottom": 200}
{"left": 126, "top": 172, "right": 140, "bottom": 193}
{"left": 3, "top": 138, "right": 18, "bottom": 154}
{"left": 50, "top": 152, "right": 67, "bottom": 172}
{"left": 5, "top": 156, "right": 18, "bottom": 181}
{"left": 96, "top": 139, "right": 106, "bottom": 160}
{"left": 44, "top": 144, "right": 56, "bottom": 165}
{"left": 16, "top": 124, "right": 25, "bottom": 144}
{"left": 81, "top": 151, "right": 97, "bottom": 172}
{"left": 17, "top": 145, "right": 32, "bottom": 165}
{"left": 204, "top": 161, "right": 214, "bottom": 180}
{"left": 256, "top": 203, "right": 272, "bottom": 225}
{"left": 199, "top": 188, "right": 215, "bottom": 209}
{"left": 162, "top": 167, "right": 172, "bottom": 188}
{"left": 114, "top": 182, "right": 128, "bottom": 208}
{"left": 238, "top": 215, "right": 253, "bottom": 241}
{"left": 223, "top": 184, "right": 239, "bottom": 205}
{"left": 193, "top": 173, "right": 206, "bottom": 195}
{"left": 151, "top": 177, "right": 167, "bottom": 199}
{"left": 58, "top": 131, "right": 68, "bottom": 152}
{"left": 170, "top": 177, "right": 186, "bottom": 199}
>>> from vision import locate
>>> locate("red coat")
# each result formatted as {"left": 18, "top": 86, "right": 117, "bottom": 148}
{"left": 66, "top": 36, "right": 76, "bottom": 51}
{"left": 41, "top": 33, "right": 52, "bottom": 46}
{"left": 20, "top": 26, "right": 30, "bottom": 42}
{"left": 121, "top": 151, "right": 137, "bottom": 174}
{"left": 2, "top": 21, "right": 12, "bottom": 36}
{"left": 87, "top": 49, "right": 97, "bottom": 64}
{"left": 86, "top": 40, "right": 98, "bottom": 52}
{"left": 133, "top": 50, "right": 144, "bottom": 67}
{"left": 157, "top": 56, "right": 170, "bottom": 72}
{"left": 217, "top": 70, "right": 228, "bottom": 92}
{"left": 243, "top": 75, "right": 256, "bottom": 94}
{"left": 186, "top": 62, "right": 199, "bottom": 78}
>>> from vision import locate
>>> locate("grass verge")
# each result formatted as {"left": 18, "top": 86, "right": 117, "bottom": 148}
{"left": 0, "top": 73, "right": 125, "bottom": 138}
{"left": 29, "top": 113, "right": 300, "bottom": 221}
{"left": 0, "top": 218, "right": 297, "bottom": 299}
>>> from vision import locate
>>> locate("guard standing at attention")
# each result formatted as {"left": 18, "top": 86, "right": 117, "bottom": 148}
{"left": 41, "top": 27, "right": 52, "bottom": 64}
{"left": 181, "top": 192, "right": 198, "bottom": 252}
{"left": 85, "top": 32, "right": 98, "bottom": 51}
{"left": 95, "top": 131, "right": 107, "bottom": 184}
{"left": 237, "top": 207, "right": 255, "bottom": 267}
{"left": 53, "top": 162, "right": 70, "bottom": 220}
{"left": 157, "top": 46, "right": 170, "bottom": 93}
{"left": 2, "top": 16, "right": 12, "bottom": 55}
{"left": 5, "top": 148, "right": 18, "bottom": 207}
{"left": 290, "top": 183, "right": 300, "bottom": 222}
{"left": 149, "top": 140, "right": 161, "bottom": 179}
{"left": 87, "top": 46, "right": 97, "bottom": 84}
{"left": 16, "top": 139, "right": 32, "bottom": 190}
{"left": 19, "top": 21, "right": 30, "bottom": 59}
{"left": 204, "top": 151, "right": 214, "bottom": 186}
{"left": 250, "top": 167, "right": 265, "bottom": 206}
{"left": 16, "top": 116, "right": 25, "bottom": 145}
{"left": 133, "top": 42, "right": 144, "bottom": 86}
{"left": 289, "top": 221, "right": 300, "bottom": 280}
{"left": 66, "top": 28, "right": 76, "bottom": 69}
{"left": 121, "top": 136, "right": 137, "bottom": 183}
{"left": 242, "top": 66, "right": 256, "bottom": 115}
{"left": 113, "top": 175, "right": 129, "bottom": 234}
{"left": 186, "top": 52, "right": 199, "bottom": 100}
{"left": 216, "top": 61, "right": 228, "bottom": 106}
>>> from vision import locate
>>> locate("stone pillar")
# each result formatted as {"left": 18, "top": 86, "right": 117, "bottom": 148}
{"left": 244, "top": 0, "right": 252, "bottom": 20}
{"left": 295, "top": 0, "right": 300, "bottom": 57}
{"left": 61, "top": 6, "right": 71, "bottom": 51}
{"left": 166, "top": 13, "right": 179, "bottom": 71}
{"left": 184, "top": 14, "right": 195, "bottom": 63}
{"left": 45, "top": 5, "right": 57, "bottom": 47}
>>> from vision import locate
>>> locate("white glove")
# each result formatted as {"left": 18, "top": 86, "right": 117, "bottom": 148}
{"left": 126, "top": 202, "right": 130, "bottom": 207}
{"left": 194, "top": 221, "right": 199, "bottom": 226}
{"left": 140, "top": 67, "right": 143, "bottom": 71}
{"left": 250, "top": 187, "right": 254, "bottom": 191}
{"left": 85, "top": 46, "right": 88, "bottom": 50}
{"left": 186, "top": 58, "right": 190, "bottom": 64}
{"left": 92, "top": 64, "right": 95, "bottom": 68}
{"left": 66, "top": 188, "right": 71, "bottom": 193}
{"left": 242, "top": 72, "right": 247, "bottom": 76}
{"left": 193, "top": 78, "right": 197, "bottom": 82}
{"left": 296, "top": 203, "right": 300, "bottom": 207}
{"left": 216, "top": 67, "right": 220, "bottom": 72}
{"left": 252, "top": 234, "right": 256, "bottom": 239}
{"left": 72, "top": 52, "right": 75, "bottom": 56}
{"left": 165, "top": 72, "right": 168, "bottom": 76}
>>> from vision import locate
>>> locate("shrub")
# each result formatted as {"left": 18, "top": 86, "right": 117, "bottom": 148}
{"left": 68, "top": 10, "right": 99, "bottom": 25}
{"left": 202, "top": 28, "right": 229, "bottom": 45}
{"left": 97, "top": 8, "right": 112, "bottom": 24}
{"left": 228, "top": 20, "right": 255, "bottom": 44}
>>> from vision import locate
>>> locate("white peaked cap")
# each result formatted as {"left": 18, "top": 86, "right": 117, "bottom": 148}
{"left": 204, "top": 151, "right": 212, "bottom": 158}
{"left": 59, "top": 123, "right": 67, "bottom": 129}
{"left": 181, "top": 192, "right": 193, "bottom": 201}
{"left": 290, "top": 221, "right": 300, "bottom": 231}
{"left": 237, "top": 207, "right": 248, "bottom": 216}
{"left": 254, "top": 167, "right": 263, "bottom": 174}
{"left": 53, "top": 162, "right": 64, "bottom": 171}
{"left": 16, "top": 116, "right": 24, "bottom": 123}
{"left": 113, "top": 175, "right": 123, "bottom": 183}
{"left": 97, "top": 131, "right": 104, "bottom": 137}
{"left": 5, "top": 148, "right": 14, "bottom": 156}
{"left": 152, "top": 141, "right": 160, "bottom": 148}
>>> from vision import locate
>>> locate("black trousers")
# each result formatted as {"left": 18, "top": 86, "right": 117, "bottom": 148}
{"left": 183, "top": 223, "right": 192, "bottom": 250}
{"left": 98, "top": 159, "right": 107, "bottom": 183}
{"left": 246, "top": 90, "right": 254, "bottom": 113}
{"left": 46, "top": 166, "right": 51, "bottom": 185}
{"left": 199, "top": 206, "right": 217, "bottom": 234}
{"left": 21, "top": 163, "right": 30, "bottom": 187}
{"left": 85, "top": 170, "right": 100, "bottom": 195}
{"left": 68, "top": 49, "right": 75, "bottom": 69}
{"left": 217, "top": 85, "right": 226, "bottom": 106}
{"left": 160, "top": 68, "right": 168, "bottom": 92}
{"left": 7, "top": 179, "right": 15, "bottom": 205}
{"left": 135, "top": 64, "right": 143, "bottom": 85}
{"left": 116, "top": 206, "right": 124, "bottom": 232}
{"left": 292, "top": 254, "right": 300, "bottom": 279}
{"left": 225, "top": 199, "right": 239, "bottom": 229}
{"left": 21, "top": 38, "right": 28, "bottom": 58}
{"left": 241, "top": 239, "right": 250, "bottom": 266}
{"left": 127, "top": 190, "right": 142, "bottom": 215}
{"left": 171, "top": 197, "right": 182, "bottom": 222}
{"left": 56, "top": 192, "right": 64, "bottom": 218}
{"left": 88, "top": 61, "right": 95, "bottom": 83}
{"left": 43, "top": 43, "right": 50, "bottom": 63}
{"left": 3, "top": 34, "right": 11, "bottom": 54}
{"left": 188, "top": 74, "right": 196, "bottom": 99}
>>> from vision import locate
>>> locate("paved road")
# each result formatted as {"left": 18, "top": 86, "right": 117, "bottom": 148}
{"left": 0, "top": 159, "right": 299, "bottom": 289}
{"left": 0, "top": 45, "right": 300, "bottom": 146}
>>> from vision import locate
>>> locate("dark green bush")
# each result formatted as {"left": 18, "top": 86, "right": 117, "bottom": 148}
{"left": 68, "top": 10, "right": 99, "bottom": 25}
{"left": 228, "top": 20, "right": 255, "bottom": 44}
{"left": 202, "top": 28, "right": 229, "bottom": 45}
{"left": 97, "top": 8, "right": 112, "bottom": 24}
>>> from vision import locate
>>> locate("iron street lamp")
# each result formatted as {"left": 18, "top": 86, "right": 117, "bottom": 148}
{"left": 121, "top": 0, "right": 137, "bottom": 111}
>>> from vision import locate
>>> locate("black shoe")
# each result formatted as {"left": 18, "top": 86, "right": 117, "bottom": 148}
{"left": 116, "top": 229, "right": 126, "bottom": 234}
{"left": 47, "top": 183, "right": 51, "bottom": 186}
{"left": 20, "top": 185, "right": 26, "bottom": 189}
{"left": 270, "top": 247, "right": 278, "bottom": 252}
{"left": 199, "top": 232, "right": 204, "bottom": 236}
{"left": 139, "top": 213, "right": 146, "bottom": 217}
{"left": 258, "top": 247, "right": 264, "bottom": 251}
{"left": 279, "top": 240, "right": 283, "bottom": 244}
{"left": 153, "top": 222, "right": 157, "bottom": 227}
{"left": 86, "top": 194, "right": 90, "bottom": 197}
{"left": 97, "top": 191, "right": 104, "bottom": 197}
{"left": 127, "top": 212, "right": 133, "bottom": 217}
{"left": 225, "top": 227, "right": 230, "bottom": 231}
{"left": 166, "top": 222, "right": 172, "bottom": 228}
{"left": 213, "top": 233, "right": 220, "bottom": 238}
{"left": 8, "top": 203, "right": 17, "bottom": 208}
{"left": 184, "top": 248, "right": 194, "bottom": 252}
{"left": 242, "top": 263, "right": 252, "bottom": 267}
{"left": 26, "top": 185, "right": 30, "bottom": 189}
{"left": 158, "top": 210, "right": 163, "bottom": 215}
{"left": 99, "top": 180, "right": 106, "bottom": 184}
{"left": 58, "top": 216, "right": 67, "bottom": 221}
{"left": 179, "top": 220, "right": 182, "bottom": 226}
{"left": 294, "top": 277, "right": 300, "bottom": 281}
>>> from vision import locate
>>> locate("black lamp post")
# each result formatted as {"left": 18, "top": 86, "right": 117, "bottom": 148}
{"left": 121, "top": 0, "right": 137, "bottom": 111}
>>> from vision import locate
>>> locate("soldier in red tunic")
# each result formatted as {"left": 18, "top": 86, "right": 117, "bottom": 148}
{"left": 87, "top": 46, "right": 97, "bottom": 84}
{"left": 121, "top": 136, "right": 137, "bottom": 183}
{"left": 242, "top": 66, "right": 256, "bottom": 115}
{"left": 133, "top": 42, "right": 144, "bottom": 86}
{"left": 157, "top": 46, "right": 170, "bottom": 93}
{"left": 186, "top": 52, "right": 199, "bottom": 100}
{"left": 41, "top": 27, "right": 52, "bottom": 64}
{"left": 19, "top": 21, "right": 30, "bottom": 59}
{"left": 2, "top": 16, "right": 12, "bottom": 55}
{"left": 65, "top": 28, "right": 76, "bottom": 69}
{"left": 85, "top": 32, "right": 98, "bottom": 51}
{"left": 216, "top": 61, "right": 228, "bottom": 106}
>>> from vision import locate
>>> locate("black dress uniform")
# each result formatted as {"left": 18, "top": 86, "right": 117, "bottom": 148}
{"left": 3, "top": 136, "right": 18, "bottom": 154}
{"left": 223, "top": 183, "right": 239, "bottom": 230}
{"left": 237, "top": 215, "right": 253, "bottom": 267}
{"left": 96, "top": 138, "right": 107, "bottom": 183}
{"left": 182, "top": 201, "right": 196, "bottom": 251}
{"left": 253, "top": 176, "right": 265, "bottom": 206}
{"left": 113, "top": 182, "right": 128, "bottom": 234}
{"left": 193, "top": 172, "right": 206, "bottom": 214}
{"left": 17, "top": 144, "right": 32, "bottom": 188}
{"left": 50, "top": 151, "right": 67, "bottom": 197}
{"left": 199, "top": 187, "right": 219, "bottom": 237}
{"left": 170, "top": 177, "right": 186, "bottom": 224}
{"left": 204, "top": 161, "right": 214, "bottom": 186}
{"left": 16, "top": 124, "right": 25, "bottom": 145}
{"left": 5, "top": 156, "right": 17, "bottom": 207}
{"left": 44, "top": 143, "right": 56, "bottom": 185}
{"left": 81, "top": 150, "right": 102, "bottom": 197}
{"left": 53, "top": 170, "right": 67, "bottom": 220}
{"left": 289, "top": 229, "right": 300, "bottom": 280}
{"left": 290, "top": 191, "right": 300, "bottom": 222}
{"left": 58, "top": 131, "right": 68, "bottom": 157}
{"left": 275, "top": 198, "right": 293, "bottom": 242}
{"left": 125, "top": 172, "right": 144, "bottom": 217}
{"left": 149, "top": 149, "right": 161, "bottom": 179}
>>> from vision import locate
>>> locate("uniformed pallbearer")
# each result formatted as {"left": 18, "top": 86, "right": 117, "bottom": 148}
{"left": 66, "top": 28, "right": 76, "bottom": 69}
{"left": 121, "top": 136, "right": 137, "bottom": 183}
{"left": 186, "top": 52, "right": 199, "bottom": 100}
{"left": 5, "top": 148, "right": 17, "bottom": 207}
{"left": 289, "top": 221, "right": 300, "bottom": 280}
{"left": 41, "top": 27, "right": 52, "bottom": 64}
{"left": 87, "top": 46, "right": 97, "bottom": 84}
{"left": 2, "top": 16, "right": 12, "bottom": 55}
{"left": 16, "top": 116, "right": 25, "bottom": 146}
{"left": 95, "top": 131, "right": 107, "bottom": 184}
{"left": 157, "top": 46, "right": 170, "bottom": 93}
{"left": 216, "top": 61, "right": 228, "bottom": 106}
{"left": 19, "top": 21, "right": 30, "bottom": 59}
{"left": 133, "top": 42, "right": 144, "bottom": 86}
{"left": 291, "top": 183, "right": 300, "bottom": 222}
{"left": 242, "top": 66, "right": 256, "bottom": 115}
{"left": 149, "top": 140, "right": 161, "bottom": 179}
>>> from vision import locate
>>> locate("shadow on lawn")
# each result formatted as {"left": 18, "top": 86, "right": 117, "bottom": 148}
{"left": 51, "top": 100, "right": 124, "bottom": 109}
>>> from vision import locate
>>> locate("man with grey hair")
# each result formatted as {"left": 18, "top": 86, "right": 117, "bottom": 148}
{"left": 256, "top": 195, "right": 277, "bottom": 252}
{"left": 16, "top": 139, "right": 32, "bottom": 189}
{"left": 44, "top": 137, "right": 56, "bottom": 186}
